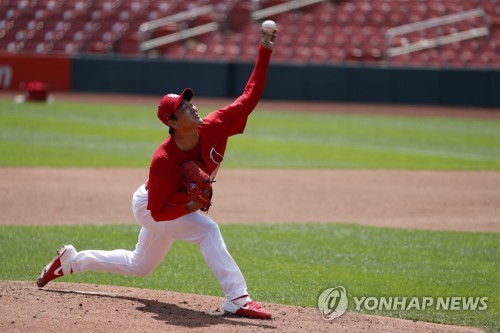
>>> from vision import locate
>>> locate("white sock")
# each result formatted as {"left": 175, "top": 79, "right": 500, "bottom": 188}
{"left": 232, "top": 295, "right": 252, "bottom": 307}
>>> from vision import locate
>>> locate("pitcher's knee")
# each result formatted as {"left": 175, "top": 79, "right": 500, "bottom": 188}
{"left": 133, "top": 268, "right": 154, "bottom": 278}
{"left": 128, "top": 255, "right": 157, "bottom": 277}
{"left": 199, "top": 222, "right": 226, "bottom": 249}
{"left": 204, "top": 220, "right": 221, "bottom": 236}
{"left": 129, "top": 262, "right": 156, "bottom": 277}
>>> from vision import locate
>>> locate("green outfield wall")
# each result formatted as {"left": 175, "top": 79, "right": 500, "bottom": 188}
{"left": 70, "top": 56, "right": 230, "bottom": 97}
{"left": 71, "top": 55, "right": 499, "bottom": 108}
{"left": 1, "top": 54, "right": 498, "bottom": 107}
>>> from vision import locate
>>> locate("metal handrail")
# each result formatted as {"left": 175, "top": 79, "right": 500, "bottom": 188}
{"left": 252, "top": 0, "right": 325, "bottom": 21}
{"left": 139, "top": 5, "right": 214, "bottom": 35}
{"left": 385, "top": 9, "right": 490, "bottom": 58}
{"left": 138, "top": 5, "right": 217, "bottom": 53}
{"left": 140, "top": 22, "right": 219, "bottom": 52}
{"left": 387, "top": 27, "right": 489, "bottom": 57}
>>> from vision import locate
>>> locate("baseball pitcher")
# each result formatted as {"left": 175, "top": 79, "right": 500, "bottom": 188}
{"left": 36, "top": 24, "right": 277, "bottom": 319}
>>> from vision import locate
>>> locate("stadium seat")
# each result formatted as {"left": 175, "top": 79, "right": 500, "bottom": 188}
{"left": 0, "top": 0, "right": 498, "bottom": 67}
{"left": 52, "top": 40, "right": 82, "bottom": 54}
{"left": 310, "top": 46, "right": 329, "bottom": 64}
{"left": 227, "top": 2, "right": 253, "bottom": 33}
{"left": 115, "top": 31, "right": 140, "bottom": 55}
{"left": 240, "top": 43, "right": 259, "bottom": 61}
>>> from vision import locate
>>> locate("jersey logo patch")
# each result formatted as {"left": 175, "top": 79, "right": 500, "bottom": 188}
{"left": 209, "top": 148, "right": 224, "bottom": 181}
{"left": 210, "top": 147, "right": 224, "bottom": 164}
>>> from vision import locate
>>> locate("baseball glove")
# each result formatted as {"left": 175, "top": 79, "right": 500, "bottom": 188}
{"left": 181, "top": 161, "right": 213, "bottom": 212}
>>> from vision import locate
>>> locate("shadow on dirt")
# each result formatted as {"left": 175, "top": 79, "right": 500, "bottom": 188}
{"left": 41, "top": 288, "right": 277, "bottom": 330}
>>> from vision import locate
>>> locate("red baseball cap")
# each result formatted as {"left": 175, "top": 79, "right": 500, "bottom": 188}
{"left": 157, "top": 88, "right": 193, "bottom": 126}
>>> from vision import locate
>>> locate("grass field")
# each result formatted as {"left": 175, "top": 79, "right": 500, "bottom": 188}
{"left": 1, "top": 98, "right": 500, "bottom": 169}
{"left": 0, "top": 224, "right": 498, "bottom": 332}
{"left": 1, "top": 98, "right": 499, "bottom": 331}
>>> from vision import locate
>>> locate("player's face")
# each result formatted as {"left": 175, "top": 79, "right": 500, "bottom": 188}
{"left": 173, "top": 100, "right": 203, "bottom": 128}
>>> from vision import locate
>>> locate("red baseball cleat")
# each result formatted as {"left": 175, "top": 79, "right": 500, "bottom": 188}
{"left": 36, "top": 245, "right": 77, "bottom": 288}
{"left": 223, "top": 296, "right": 272, "bottom": 319}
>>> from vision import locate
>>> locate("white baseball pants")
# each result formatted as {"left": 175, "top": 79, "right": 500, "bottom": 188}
{"left": 71, "top": 184, "right": 248, "bottom": 301}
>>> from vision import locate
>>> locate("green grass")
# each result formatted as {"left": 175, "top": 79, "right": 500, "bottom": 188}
{"left": 1, "top": 98, "right": 500, "bottom": 169}
{"left": 0, "top": 224, "right": 497, "bottom": 332}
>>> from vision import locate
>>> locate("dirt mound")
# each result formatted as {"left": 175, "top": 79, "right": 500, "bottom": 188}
{"left": 0, "top": 281, "right": 484, "bottom": 333}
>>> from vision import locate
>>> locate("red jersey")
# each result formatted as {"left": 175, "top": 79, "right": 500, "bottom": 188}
{"left": 147, "top": 46, "right": 272, "bottom": 221}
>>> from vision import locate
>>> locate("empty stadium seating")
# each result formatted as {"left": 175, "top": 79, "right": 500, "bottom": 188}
{"left": 0, "top": 0, "right": 499, "bottom": 67}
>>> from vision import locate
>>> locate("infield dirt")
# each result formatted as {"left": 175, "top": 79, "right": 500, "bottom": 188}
{"left": 0, "top": 281, "right": 487, "bottom": 333}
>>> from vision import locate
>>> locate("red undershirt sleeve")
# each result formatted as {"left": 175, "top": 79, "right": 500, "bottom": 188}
{"left": 219, "top": 45, "right": 272, "bottom": 136}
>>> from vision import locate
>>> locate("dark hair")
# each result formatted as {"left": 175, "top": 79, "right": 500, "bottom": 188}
{"left": 168, "top": 114, "right": 177, "bottom": 135}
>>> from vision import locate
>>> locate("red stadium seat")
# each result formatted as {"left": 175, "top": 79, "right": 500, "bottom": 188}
{"left": 227, "top": 2, "right": 253, "bottom": 33}
{"left": 115, "top": 32, "right": 140, "bottom": 55}
{"left": 0, "top": 0, "right": 497, "bottom": 67}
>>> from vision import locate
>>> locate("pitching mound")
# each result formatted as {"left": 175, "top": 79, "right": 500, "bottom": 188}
{"left": 0, "top": 281, "right": 483, "bottom": 333}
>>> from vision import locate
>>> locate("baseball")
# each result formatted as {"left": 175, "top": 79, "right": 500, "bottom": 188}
{"left": 261, "top": 20, "right": 277, "bottom": 34}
